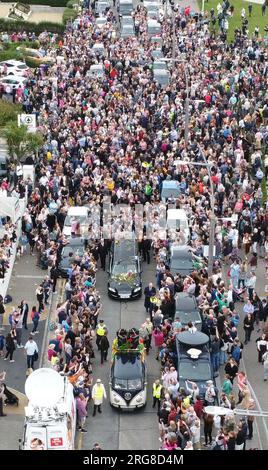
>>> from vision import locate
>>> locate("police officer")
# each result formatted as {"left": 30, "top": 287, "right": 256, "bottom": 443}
{"left": 152, "top": 379, "right": 163, "bottom": 411}
{"left": 96, "top": 320, "right": 106, "bottom": 350}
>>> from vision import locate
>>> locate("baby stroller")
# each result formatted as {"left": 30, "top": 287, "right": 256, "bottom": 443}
{"left": 3, "top": 384, "right": 19, "bottom": 406}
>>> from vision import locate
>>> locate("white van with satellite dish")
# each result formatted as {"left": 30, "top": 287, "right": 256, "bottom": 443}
{"left": 167, "top": 208, "right": 190, "bottom": 243}
{"left": 20, "top": 368, "right": 76, "bottom": 450}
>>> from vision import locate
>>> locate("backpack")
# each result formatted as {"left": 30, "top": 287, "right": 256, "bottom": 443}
{"left": 232, "top": 346, "right": 241, "bottom": 362}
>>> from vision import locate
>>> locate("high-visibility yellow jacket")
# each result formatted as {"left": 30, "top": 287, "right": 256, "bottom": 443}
{"left": 153, "top": 383, "right": 162, "bottom": 399}
{"left": 96, "top": 324, "right": 106, "bottom": 336}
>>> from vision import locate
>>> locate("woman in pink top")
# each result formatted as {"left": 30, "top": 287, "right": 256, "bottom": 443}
{"left": 153, "top": 327, "right": 164, "bottom": 360}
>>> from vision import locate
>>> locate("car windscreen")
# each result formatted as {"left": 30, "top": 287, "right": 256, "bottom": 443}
{"left": 113, "top": 378, "right": 142, "bottom": 390}
{"left": 179, "top": 361, "right": 211, "bottom": 382}
{"left": 112, "top": 262, "right": 137, "bottom": 275}
{"left": 62, "top": 246, "right": 84, "bottom": 258}
{"left": 177, "top": 310, "right": 201, "bottom": 324}
{"left": 170, "top": 256, "right": 192, "bottom": 270}
{"left": 113, "top": 354, "right": 143, "bottom": 380}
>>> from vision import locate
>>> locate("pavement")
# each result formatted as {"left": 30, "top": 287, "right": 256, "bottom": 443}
{"left": 0, "top": 251, "right": 50, "bottom": 450}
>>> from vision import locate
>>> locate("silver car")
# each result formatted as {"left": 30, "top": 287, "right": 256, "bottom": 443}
{"left": 121, "top": 24, "right": 135, "bottom": 38}
{"left": 153, "top": 68, "right": 170, "bottom": 87}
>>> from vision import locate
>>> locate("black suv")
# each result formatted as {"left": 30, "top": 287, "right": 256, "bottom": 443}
{"left": 107, "top": 239, "right": 142, "bottom": 299}
{"left": 176, "top": 331, "right": 218, "bottom": 401}
{"left": 175, "top": 293, "right": 202, "bottom": 331}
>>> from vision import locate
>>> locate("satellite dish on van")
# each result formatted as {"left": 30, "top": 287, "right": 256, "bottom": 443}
{"left": 25, "top": 368, "right": 64, "bottom": 407}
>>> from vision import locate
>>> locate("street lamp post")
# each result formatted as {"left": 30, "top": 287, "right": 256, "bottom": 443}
{"left": 173, "top": 159, "right": 216, "bottom": 277}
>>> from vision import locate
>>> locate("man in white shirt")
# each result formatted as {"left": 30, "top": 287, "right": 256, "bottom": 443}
{"left": 24, "top": 335, "right": 38, "bottom": 370}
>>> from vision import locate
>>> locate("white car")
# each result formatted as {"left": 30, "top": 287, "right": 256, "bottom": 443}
{"left": 0, "top": 75, "right": 27, "bottom": 91}
{"left": 95, "top": 17, "right": 107, "bottom": 29}
{"left": 0, "top": 59, "right": 29, "bottom": 77}
{"left": 87, "top": 64, "right": 105, "bottom": 78}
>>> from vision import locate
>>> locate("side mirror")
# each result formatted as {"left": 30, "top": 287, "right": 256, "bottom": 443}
{"left": 107, "top": 270, "right": 110, "bottom": 274}
{"left": 214, "top": 372, "right": 219, "bottom": 379}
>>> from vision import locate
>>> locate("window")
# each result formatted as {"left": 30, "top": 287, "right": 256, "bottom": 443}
{"left": 179, "top": 362, "right": 211, "bottom": 382}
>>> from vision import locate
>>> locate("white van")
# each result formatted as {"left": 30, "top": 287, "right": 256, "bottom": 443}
{"left": 147, "top": 19, "right": 161, "bottom": 36}
{"left": 21, "top": 369, "right": 76, "bottom": 450}
{"left": 63, "top": 206, "right": 89, "bottom": 238}
{"left": 119, "top": 0, "right": 133, "bottom": 16}
{"left": 167, "top": 208, "right": 190, "bottom": 243}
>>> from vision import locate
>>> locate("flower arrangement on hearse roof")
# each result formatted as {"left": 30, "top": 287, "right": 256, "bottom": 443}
{"left": 112, "top": 328, "right": 145, "bottom": 359}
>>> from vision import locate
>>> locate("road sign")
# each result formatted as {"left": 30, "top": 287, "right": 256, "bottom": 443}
{"left": 18, "top": 114, "right": 36, "bottom": 133}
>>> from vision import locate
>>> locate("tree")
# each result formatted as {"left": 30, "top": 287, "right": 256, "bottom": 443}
{"left": 4, "top": 122, "right": 43, "bottom": 164}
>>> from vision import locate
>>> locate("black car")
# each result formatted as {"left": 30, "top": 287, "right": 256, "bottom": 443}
{"left": 175, "top": 293, "right": 202, "bottom": 331}
{"left": 169, "top": 245, "right": 194, "bottom": 276}
{"left": 107, "top": 239, "right": 142, "bottom": 299}
{"left": 176, "top": 331, "right": 218, "bottom": 401}
{"left": 110, "top": 353, "right": 147, "bottom": 409}
{"left": 58, "top": 239, "right": 85, "bottom": 278}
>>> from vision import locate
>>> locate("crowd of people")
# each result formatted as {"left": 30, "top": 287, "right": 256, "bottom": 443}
{"left": 0, "top": 0, "right": 267, "bottom": 450}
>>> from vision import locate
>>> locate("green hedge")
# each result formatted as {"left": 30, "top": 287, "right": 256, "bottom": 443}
{"left": 0, "top": 0, "right": 69, "bottom": 5}
{"left": 66, "top": 0, "right": 78, "bottom": 7}
{"left": 0, "top": 18, "right": 65, "bottom": 34}
{"left": 62, "top": 7, "right": 77, "bottom": 24}
{"left": 0, "top": 102, "right": 22, "bottom": 127}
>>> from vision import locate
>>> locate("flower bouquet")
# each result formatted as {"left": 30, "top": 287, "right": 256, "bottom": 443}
{"left": 112, "top": 271, "right": 136, "bottom": 285}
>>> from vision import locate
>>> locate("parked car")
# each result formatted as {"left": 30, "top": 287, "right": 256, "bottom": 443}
{"left": 147, "top": 19, "right": 161, "bottom": 36}
{"left": 0, "top": 75, "right": 27, "bottom": 91}
{"left": 62, "top": 206, "right": 89, "bottom": 239}
{"left": 119, "top": 0, "right": 133, "bottom": 16}
{"left": 175, "top": 293, "right": 202, "bottom": 331}
{"left": 151, "top": 48, "right": 163, "bottom": 59}
{"left": 144, "top": 1, "right": 159, "bottom": 19}
{"left": 166, "top": 208, "right": 190, "bottom": 244}
{"left": 16, "top": 47, "right": 55, "bottom": 65}
{"left": 96, "top": 0, "right": 110, "bottom": 16}
{"left": 152, "top": 59, "right": 167, "bottom": 71}
{"left": 92, "top": 43, "right": 107, "bottom": 57}
{"left": 176, "top": 331, "right": 218, "bottom": 401}
{"left": 108, "top": 239, "right": 142, "bottom": 299}
{"left": 161, "top": 180, "right": 180, "bottom": 202}
{"left": 121, "top": 24, "right": 135, "bottom": 38}
{"left": 0, "top": 59, "right": 29, "bottom": 76}
{"left": 87, "top": 64, "right": 105, "bottom": 78}
{"left": 95, "top": 17, "right": 107, "bottom": 29}
{"left": 58, "top": 239, "right": 86, "bottom": 277}
{"left": 168, "top": 245, "right": 194, "bottom": 276}
{"left": 121, "top": 15, "right": 134, "bottom": 26}
{"left": 153, "top": 68, "right": 170, "bottom": 87}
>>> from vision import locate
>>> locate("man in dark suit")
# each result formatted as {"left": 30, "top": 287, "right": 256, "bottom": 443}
{"left": 98, "top": 240, "right": 107, "bottom": 270}
{"left": 18, "top": 300, "right": 29, "bottom": 330}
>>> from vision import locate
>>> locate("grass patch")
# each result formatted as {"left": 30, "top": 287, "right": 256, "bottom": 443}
{"left": 0, "top": 41, "right": 40, "bottom": 62}
{"left": 198, "top": 0, "right": 268, "bottom": 41}
{"left": 0, "top": 101, "right": 22, "bottom": 127}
